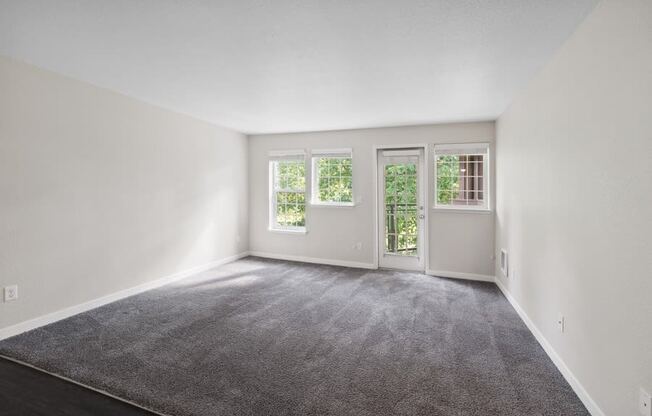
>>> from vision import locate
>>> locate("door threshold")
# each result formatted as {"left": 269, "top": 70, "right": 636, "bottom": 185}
{"left": 378, "top": 266, "right": 426, "bottom": 273}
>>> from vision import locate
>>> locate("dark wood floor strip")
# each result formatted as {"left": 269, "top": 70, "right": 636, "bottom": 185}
{"left": 0, "top": 357, "right": 158, "bottom": 416}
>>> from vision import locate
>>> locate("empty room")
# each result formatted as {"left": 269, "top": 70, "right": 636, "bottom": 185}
{"left": 0, "top": 1, "right": 650, "bottom": 415}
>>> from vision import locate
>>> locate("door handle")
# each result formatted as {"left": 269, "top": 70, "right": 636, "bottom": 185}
{"left": 419, "top": 214, "right": 425, "bottom": 219}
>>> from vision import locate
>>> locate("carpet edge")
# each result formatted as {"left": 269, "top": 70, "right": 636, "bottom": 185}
{"left": 0, "top": 252, "right": 249, "bottom": 341}
{"left": 0, "top": 354, "right": 170, "bottom": 416}
{"left": 495, "top": 278, "right": 605, "bottom": 416}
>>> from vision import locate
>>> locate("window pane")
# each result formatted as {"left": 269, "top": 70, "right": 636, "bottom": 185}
{"left": 276, "top": 199, "right": 288, "bottom": 226}
{"left": 340, "top": 185, "right": 353, "bottom": 202}
{"left": 406, "top": 235, "right": 417, "bottom": 254}
{"left": 271, "top": 158, "right": 306, "bottom": 229}
{"left": 398, "top": 234, "right": 407, "bottom": 252}
{"left": 298, "top": 200, "right": 306, "bottom": 226}
{"left": 314, "top": 156, "right": 353, "bottom": 204}
{"left": 328, "top": 161, "right": 340, "bottom": 177}
{"left": 279, "top": 176, "right": 289, "bottom": 190}
{"left": 341, "top": 158, "right": 352, "bottom": 176}
{"left": 386, "top": 234, "right": 396, "bottom": 253}
{"left": 383, "top": 162, "right": 418, "bottom": 257}
{"left": 435, "top": 150, "right": 487, "bottom": 209}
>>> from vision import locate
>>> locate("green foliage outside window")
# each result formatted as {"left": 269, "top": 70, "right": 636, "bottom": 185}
{"left": 275, "top": 191, "right": 305, "bottom": 227}
{"left": 436, "top": 155, "right": 460, "bottom": 204}
{"left": 384, "top": 163, "right": 418, "bottom": 255}
{"left": 273, "top": 160, "right": 306, "bottom": 228}
{"left": 315, "top": 157, "right": 353, "bottom": 204}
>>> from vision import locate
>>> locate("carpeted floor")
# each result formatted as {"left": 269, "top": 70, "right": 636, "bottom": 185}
{"left": 0, "top": 257, "right": 588, "bottom": 415}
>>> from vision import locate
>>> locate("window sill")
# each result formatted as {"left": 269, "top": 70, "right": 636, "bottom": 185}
{"left": 268, "top": 227, "right": 308, "bottom": 234}
{"left": 431, "top": 207, "right": 492, "bottom": 214}
{"left": 310, "top": 202, "right": 356, "bottom": 208}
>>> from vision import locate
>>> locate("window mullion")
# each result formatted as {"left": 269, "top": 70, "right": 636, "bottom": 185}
{"left": 434, "top": 144, "right": 489, "bottom": 211}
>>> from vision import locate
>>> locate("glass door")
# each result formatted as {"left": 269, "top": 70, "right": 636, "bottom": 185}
{"left": 377, "top": 148, "right": 425, "bottom": 271}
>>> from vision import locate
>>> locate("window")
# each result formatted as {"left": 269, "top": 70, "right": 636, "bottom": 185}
{"left": 434, "top": 143, "right": 489, "bottom": 210}
{"left": 311, "top": 149, "right": 353, "bottom": 206}
{"left": 384, "top": 160, "right": 418, "bottom": 256}
{"left": 269, "top": 151, "right": 306, "bottom": 231}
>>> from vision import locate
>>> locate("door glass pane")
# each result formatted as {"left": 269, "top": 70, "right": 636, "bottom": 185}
{"left": 384, "top": 162, "right": 417, "bottom": 256}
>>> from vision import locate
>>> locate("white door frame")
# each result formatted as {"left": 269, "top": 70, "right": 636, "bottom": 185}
{"left": 372, "top": 144, "right": 430, "bottom": 272}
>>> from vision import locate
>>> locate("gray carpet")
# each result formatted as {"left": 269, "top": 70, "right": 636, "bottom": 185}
{"left": 0, "top": 257, "right": 588, "bottom": 415}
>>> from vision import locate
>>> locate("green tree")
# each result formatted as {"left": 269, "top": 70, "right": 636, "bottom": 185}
{"left": 275, "top": 161, "right": 305, "bottom": 227}
{"left": 317, "top": 158, "right": 352, "bottom": 203}
{"left": 384, "top": 163, "right": 417, "bottom": 254}
{"left": 436, "top": 156, "right": 460, "bottom": 204}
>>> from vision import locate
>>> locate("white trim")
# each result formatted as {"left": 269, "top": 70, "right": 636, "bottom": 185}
{"left": 374, "top": 143, "right": 426, "bottom": 150}
{"left": 1, "top": 249, "right": 602, "bottom": 416}
{"left": 426, "top": 269, "right": 495, "bottom": 282}
{"left": 431, "top": 207, "right": 493, "bottom": 214}
{"left": 372, "top": 147, "right": 379, "bottom": 269}
{"left": 371, "top": 143, "right": 425, "bottom": 270}
{"left": 268, "top": 158, "right": 308, "bottom": 231}
{"left": 0, "top": 355, "right": 170, "bottom": 416}
{"left": 248, "top": 251, "right": 375, "bottom": 270}
{"left": 268, "top": 149, "right": 306, "bottom": 159}
{"left": 495, "top": 278, "right": 605, "bottom": 416}
{"left": 311, "top": 148, "right": 352, "bottom": 156}
{"left": 310, "top": 202, "right": 356, "bottom": 208}
{"left": 433, "top": 141, "right": 491, "bottom": 211}
{"left": 381, "top": 149, "right": 420, "bottom": 157}
{"left": 433, "top": 142, "right": 490, "bottom": 154}
{"left": 500, "top": 249, "right": 509, "bottom": 277}
{"left": 0, "top": 252, "right": 249, "bottom": 341}
{"left": 267, "top": 227, "right": 308, "bottom": 234}
{"left": 373, "top": 144, "right": 429, "bottom": 273}
{"left": 423, "top": 145, "right": 431, "bottom": 273}
{"left": 310, "top": 150, "right": 354, "bottom": 206}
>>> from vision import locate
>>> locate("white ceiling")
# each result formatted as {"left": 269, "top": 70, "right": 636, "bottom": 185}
{"left": 0, "top": 0, "right": 597, "bottom": 134}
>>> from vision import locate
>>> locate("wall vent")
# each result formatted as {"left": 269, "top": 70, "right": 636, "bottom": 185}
{"left": 500, "top": 249, "right": 508, "bottom": 277}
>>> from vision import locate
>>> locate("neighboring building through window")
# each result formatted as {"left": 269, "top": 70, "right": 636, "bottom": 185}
{"left": 311, "top": 149, "right": 353, "bottom": 206}
{"left": 434, "top": 143, "right": 489, "bottom": 210}
{"left": 269, "top": 151, "right": 306, "bottom": 231}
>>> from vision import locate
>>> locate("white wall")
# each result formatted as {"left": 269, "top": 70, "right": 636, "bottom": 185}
{"left": 249, "top": 122, "right": 495, "bottom": 278}
{"left": 495, "top": 1, "right": 652, "bottom": 415}
{"left": 0, "top": 56, "right": 248, "bottom": 331}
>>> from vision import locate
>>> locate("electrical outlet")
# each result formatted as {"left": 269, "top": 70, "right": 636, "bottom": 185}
{"left": 557, "top": 313, "right": 565, "bottom": 333}
{"left": 640, "top": 388, "right": 651, "bottom": 416}
{"left": 4, "top": 285, "right": 18, "bottom": 302}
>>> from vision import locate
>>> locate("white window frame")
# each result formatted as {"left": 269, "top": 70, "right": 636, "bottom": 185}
{"left": 269, "top": 150, "right": 307, "bottom": 233}
{"left": 310, "top": 148, "right": 354, "bottom": 207}
{"left": 433, "top": 143, "right": 490, "bottom": 212}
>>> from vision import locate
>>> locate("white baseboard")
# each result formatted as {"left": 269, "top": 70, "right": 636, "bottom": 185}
{"left": 494, "top": 278, "right": 605, "bottom": 416}
{"left": 248, "top": 251, "right": 376, "bottom": 270}
{"left": 0, "top": 252, "right": 249, "bottom": 341}
{"left": 249, "top": 253, "right": 494, "bottom": 282}
{"left": 426, "top": 269, "right": 495, "bottom": 282}
{"left": 0, "top": 250, "right": 603, "bottom": 416}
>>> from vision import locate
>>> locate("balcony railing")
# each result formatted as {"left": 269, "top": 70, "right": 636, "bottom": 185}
{"left": 385, "top": 203, "right": 417, "bottom": 254}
